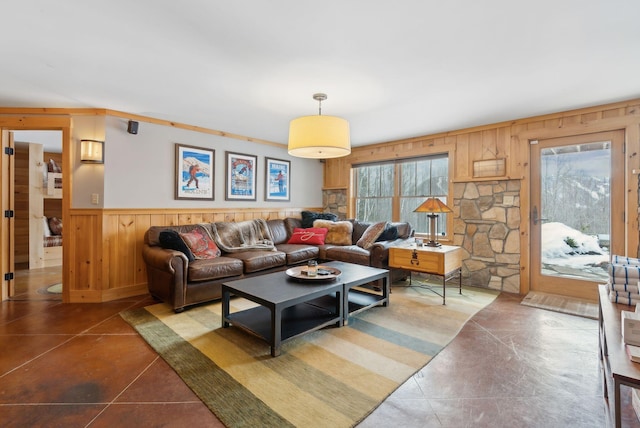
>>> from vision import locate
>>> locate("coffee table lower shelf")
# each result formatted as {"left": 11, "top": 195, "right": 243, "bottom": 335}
{"left": 224, "top": 303, "right": 342, "bottom": 355}
{"left": 308, "top": 289, "right": 387, "bottom": 321}
{"left": 222, "top": 262, "right": 389, "bottom": 357}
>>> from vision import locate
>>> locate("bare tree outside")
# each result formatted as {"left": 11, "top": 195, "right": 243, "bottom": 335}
{"left": 541, "top": 143, "right": 610, "bottom": 238}
{"left": 355, "top": 163, "right": 393, "bottom": 222}
{"left": 540, "top": 141, "right": 611, "bottom": 280}
{"left": 354, "top": 156, "right": 449, "bottom": 234}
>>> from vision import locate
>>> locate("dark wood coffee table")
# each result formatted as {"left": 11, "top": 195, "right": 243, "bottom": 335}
{"left": 221, "top": 261, "right": 390, "bottom": 356}
{"left": 221, "top": 272, "right": 344, "bottom": 357}
{"left": 309, "top": 261, "right": 390, "bottom": 325}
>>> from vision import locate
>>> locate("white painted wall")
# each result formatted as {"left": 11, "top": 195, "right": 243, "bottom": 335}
{"left": 73, "top": 115, "right": 323, "bottom": 209}
{"left": 72, "top": 115, "right": 106, "bottom": 208}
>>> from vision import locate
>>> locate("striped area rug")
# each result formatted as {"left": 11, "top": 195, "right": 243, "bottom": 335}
{"left": 121, "top": 286, "right": 498, "bottom": 427}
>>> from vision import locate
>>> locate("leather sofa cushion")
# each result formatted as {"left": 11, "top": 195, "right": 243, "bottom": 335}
{"left": 188, "top": 256, "right": 244, "bottom": 282}
{"left": 316, "top": 244, "right": 336, "bottom": 260}
{"left": 275, "top": 243, "right": 319, "bottom": 264}
{"left": 228, "top": 250, "right": 287, "bottom": 273}
{"left": 351, "top": 220, "right": 372, "bottom": 244}
{"left": 391, "top": 222, "right": 412, "bottom": 239}
{"left": 325, "top": 245, "right": 370, "bottom": 266}
{"left": 267, "top": 219, "right": 289, "bottom": 245}
{"left": 284, "top": 217, "right": 303, "bottom": 236}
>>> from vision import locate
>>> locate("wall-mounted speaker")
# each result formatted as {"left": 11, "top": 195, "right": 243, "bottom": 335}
{"left": 127, "top": 120, "right": 139, "bottom": 134}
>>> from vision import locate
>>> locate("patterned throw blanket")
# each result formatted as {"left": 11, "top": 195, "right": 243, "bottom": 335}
{"left": 210, "top": 219, "right": 275, "bottom": 253}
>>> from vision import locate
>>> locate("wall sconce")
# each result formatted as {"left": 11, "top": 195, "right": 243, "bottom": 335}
{"left": 80, "top": 139, "right": 104, "bottom": 163}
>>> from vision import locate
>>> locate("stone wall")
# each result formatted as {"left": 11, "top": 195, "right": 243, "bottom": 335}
{"left": 323, "top": 182, "right": 522, "bottom": 293}
{"left": 323, "top": 189, "right": 347, "bottom": 220}
{"left": 453, "top": 180, "right": 521, "bottom": 293}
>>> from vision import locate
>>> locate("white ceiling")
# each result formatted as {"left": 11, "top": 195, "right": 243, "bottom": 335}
{"left": 2, "top": 0, "right": 639, "bottom": 148}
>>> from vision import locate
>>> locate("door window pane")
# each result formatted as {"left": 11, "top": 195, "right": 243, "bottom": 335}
{"left": 540, "top": 141, "right": 610, "bottom": 282}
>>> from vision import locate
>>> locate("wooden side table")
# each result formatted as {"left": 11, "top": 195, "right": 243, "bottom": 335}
{"left": 598, "top": 283, "right": 640, "bottom": 427}
{"left": 389, "top": 244, "right": 462, "bottom": 304}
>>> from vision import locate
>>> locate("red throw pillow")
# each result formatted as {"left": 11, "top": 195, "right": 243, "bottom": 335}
{"left": 287, "top": 227, "right": 328, "bottom": 245}
{"left": 179, "top": 226, "right": 221, "bottom": 259}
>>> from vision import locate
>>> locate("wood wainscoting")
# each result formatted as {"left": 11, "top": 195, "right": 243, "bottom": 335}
{"left": 66, "top": 207, "right": 317, "bottom": 303}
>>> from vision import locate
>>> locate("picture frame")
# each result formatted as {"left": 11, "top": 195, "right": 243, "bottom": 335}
{"left": 225, "top": 151, "right": 257, "bottom": 201}
{"left": 265, "top": 157, "right": 291, "bottom": 201}
{"left": 175, "top": 143, "right": 214, "bottom": 200}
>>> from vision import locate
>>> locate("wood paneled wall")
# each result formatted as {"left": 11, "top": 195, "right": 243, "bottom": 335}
{"left": 324, "top": 99, "right": 640, "bottom": 294}
{"left": 325, "top": 101, "right": 640, "bottom": 187}
{"left": 66, "top": 207, "right": 317, "bottom": 302}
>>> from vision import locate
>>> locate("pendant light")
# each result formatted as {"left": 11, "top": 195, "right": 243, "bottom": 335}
{"left": 288, "top": 93, "right": 351, "bottom": 159}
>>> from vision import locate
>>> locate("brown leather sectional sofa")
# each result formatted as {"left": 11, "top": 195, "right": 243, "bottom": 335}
{"left": 142, "top": 217, "right": 414, "bottom": 312}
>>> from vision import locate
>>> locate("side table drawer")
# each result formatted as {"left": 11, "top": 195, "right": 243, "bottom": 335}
{"left": 389, "top": 248, "right": 443, "bottom": 274}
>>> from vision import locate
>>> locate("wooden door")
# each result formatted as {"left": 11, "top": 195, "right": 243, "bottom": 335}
{"left": 1, "top": 130, "right": 15, "bottom": 300}
{"left": 530, "top": 130, "right": 624, "bottom": 300}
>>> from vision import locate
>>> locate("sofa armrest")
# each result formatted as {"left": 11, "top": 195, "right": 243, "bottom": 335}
{"left": 142, "top": 245, "right": 189, "bottom": 312}
{"left": 143, "top": 245, "right": 187, "bottom": 270}
{"left": 369, "top": 238, "right": 408, "bottom": 268}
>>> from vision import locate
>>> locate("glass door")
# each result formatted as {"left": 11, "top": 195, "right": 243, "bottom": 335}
{"left": 530, "top": 130, "right": 624, "bottom": 300}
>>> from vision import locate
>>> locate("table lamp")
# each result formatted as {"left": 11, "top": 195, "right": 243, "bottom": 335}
{"left": 413, "top": 197, "right": 453, "bottom": 247}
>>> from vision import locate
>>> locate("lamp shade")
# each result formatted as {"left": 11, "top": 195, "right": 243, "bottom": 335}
{"left": 80, "top": 139, "right": 104, "bottom": 163}
{"left": 413, "top": 197, "right": 453, "bottom": 213}
{"left": 414, "top": 197, "right": 452, "bottom": 247}
{"left": 288, "top": 115, "right": 350, "bottom": 159}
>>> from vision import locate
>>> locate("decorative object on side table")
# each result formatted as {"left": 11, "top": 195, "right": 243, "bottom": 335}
{"left": 413, "top": 197, "right": 453, "bottom": 247}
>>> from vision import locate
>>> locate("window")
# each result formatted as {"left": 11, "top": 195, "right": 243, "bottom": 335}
{"left": 354, "top": 155, "right": 449, "bottom": 235}
{"left": 354, "top": 162, "right": 394, "bottom": 222}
